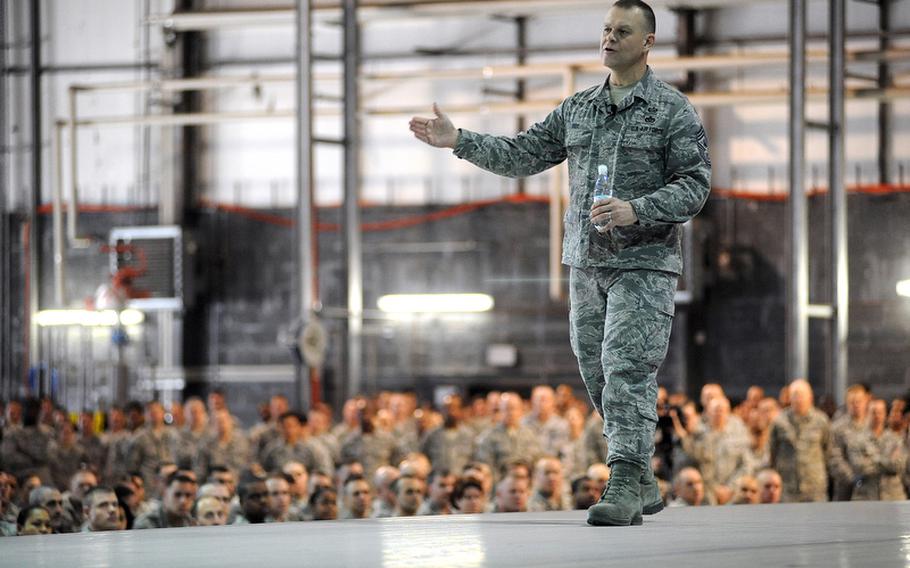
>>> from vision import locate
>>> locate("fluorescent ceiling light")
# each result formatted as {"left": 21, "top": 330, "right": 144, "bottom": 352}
{"left": 377, "top": 293, "right": 494, "bottom": 313}
{"left": 898, "top": 279, "right": 910, "bottom": 298}
{"left": 36, "top": 309, "right": 145, "bottom": 327}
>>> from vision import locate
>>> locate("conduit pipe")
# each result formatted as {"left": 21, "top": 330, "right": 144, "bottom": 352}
{"left": 145, "top": 0, "right": 762, "bottom": 29}
{"left": 65, "top": 48, "right": 910, "bottom": 96}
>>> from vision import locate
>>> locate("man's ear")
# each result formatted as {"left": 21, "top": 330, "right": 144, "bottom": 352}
{"left": 643, "top": 33, "right": 655, "bottom": 50}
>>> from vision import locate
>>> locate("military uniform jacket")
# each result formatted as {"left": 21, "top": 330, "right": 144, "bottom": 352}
{"left": 855, "top": 429, "right": 907, "bottom": 501}
{"left": 453, "top": 66, "right": 711, "bottom": 273}
{"left": 769, "top": 408, "right": 831, "bottom": 502}
{"left": 829, "top": 418, "right": 878, "bottom": 500}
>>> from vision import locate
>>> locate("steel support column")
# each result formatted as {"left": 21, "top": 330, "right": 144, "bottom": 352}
{"left": 28, "top": 0, "right": 41, "bottom": 379}
{"left": 0, "top": 0, "right": 9, "bottom": 398}
{"left": 787, "top": 0, "right": 809, "bottom": 381}
{"left": 515, "top": 15, "right": 527, "bottom": 195}
{"left": 878, "top": 0, "right": 891, "bottom": 184}
{"left": 295, "top": 0, "right": 316, "bottom": 411}
{"left": 829, "top": 0, "right": 848, "bottom": 405}
{"left": 343, "top": 0, "right": 364, "bottom": 398}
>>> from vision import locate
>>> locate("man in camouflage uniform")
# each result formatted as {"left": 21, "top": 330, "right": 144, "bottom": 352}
{"left": 527, "top": 456, "right": 572, "bottom": 511}
{"left": 681, "top": 397, "right": 752, "bottom": 505}
{"left": 174, "top": 397, "right": 209, "bottom": 476}
{"left": 858, "top": 399, "right": 907, "bottom": 501}
{"left": 474, "top": 393, "right": 542, "bottom": 481}
{"left": 127, "top": 401, "right": 178, "bottom": 495}
{"left": 829, "top": 384, "right": 875, "bottom": 500}
{"left": 522, "top": 386, "right": 570, "bottom": 457}
{"left": 410, "top": 0, "right": 710, "bottom": 526}
{"left": 769, "top": 379, "right": 831, "bottom": 502}
{"left": 263, "top": 412, "right": 334, "bottom": 476}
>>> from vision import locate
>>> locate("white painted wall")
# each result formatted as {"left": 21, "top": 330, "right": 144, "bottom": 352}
{"left": 4, "top": 0, "right": 909, "bottom": 212}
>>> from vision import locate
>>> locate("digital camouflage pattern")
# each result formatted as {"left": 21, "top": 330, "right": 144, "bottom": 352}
{"left": 453, "top": 67, "right": 709, "bottom": 470}
{"left": 829, "top": 418, "right": 878, "bottom": 500}
{"left": 474, "top": 424, "right": 543, "bottom": 481}
{"left": 521, "top": 414, "right": 570, "bottom": 458}
{"left": 682, "top": 422, "right": 753, "bottom": 494}
{"left": 570, "top": 267, "right": 676, "bottom": 469}
{"left": 453, "top": 66, "right": 711, "bottom": 274}
{"left": 769, "top": 407, "right": 832, "bottom": 502}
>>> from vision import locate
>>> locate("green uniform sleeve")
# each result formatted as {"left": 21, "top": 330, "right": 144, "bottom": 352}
{"left": 453, "top": 102, "right": 567, "bottom": 178}
{"left": 630, "top": 101, "right": 711, "bottom": 227}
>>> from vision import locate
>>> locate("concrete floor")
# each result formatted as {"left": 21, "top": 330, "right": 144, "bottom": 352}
{"left": 3, "top": 501, "right": 910, "bottom": 567}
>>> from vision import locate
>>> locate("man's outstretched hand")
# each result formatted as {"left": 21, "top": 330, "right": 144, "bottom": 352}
{"left": 409, "top": 103, "right": 459, "bottom": 149}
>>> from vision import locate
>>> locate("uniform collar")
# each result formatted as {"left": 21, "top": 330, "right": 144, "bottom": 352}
{"left": 586, "top": 65, "right": 655, "bottom": 105}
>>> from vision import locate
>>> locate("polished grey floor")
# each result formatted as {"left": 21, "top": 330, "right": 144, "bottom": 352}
{"left": 3, "top": 501, "right": 910, "bottom": 567}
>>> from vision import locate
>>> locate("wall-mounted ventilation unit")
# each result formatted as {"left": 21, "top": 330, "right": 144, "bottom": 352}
{"left": 108, "top": 226, "right": 183, "bottom": 311}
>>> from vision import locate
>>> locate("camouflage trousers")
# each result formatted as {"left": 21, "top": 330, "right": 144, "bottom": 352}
{"left": 569, "top": 266, "right": 677, "bottom": 470}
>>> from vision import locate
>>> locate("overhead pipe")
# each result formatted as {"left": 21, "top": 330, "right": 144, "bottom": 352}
{"left": 145, "top": 0, "right": 761, "bottom": 29}
{"left": 64, "top": 48, "right": 910, "bottom": 96}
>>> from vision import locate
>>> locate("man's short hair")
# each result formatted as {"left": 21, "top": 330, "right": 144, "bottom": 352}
{"left": 612, "top": 0, "right": 656, "bottom": 34}
{"left": 343, "top": 474, "right": 369, "bottom": 492}
{"left": 165, "top": 472, "right": 197, "bottom": 489}
{"left": 450, "top": 478, "right": 483, "bottom": 508}
{"left": 267, "top": 472, "right": 295, "bottom": 485}
{"left": 278, "top": 411, "right": 307, "bottom": 425}
{"left": 427, "top": 468, "right": 452, "bottom": 484}
{"left": 390, "top": 474, "right": 419, "bottom": 494}
{"left": 308, "top": 486, "right": 336, "bottom": 508}
{"left": 83, "top": 485, "right": 116, "bottom": 505}
{"left": 571, "top": 475, "right": 593, "bottom": 494}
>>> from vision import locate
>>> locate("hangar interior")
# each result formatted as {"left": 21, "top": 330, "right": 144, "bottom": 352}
{"left": 1, "top": 0, "right": 909, "bottom": 423}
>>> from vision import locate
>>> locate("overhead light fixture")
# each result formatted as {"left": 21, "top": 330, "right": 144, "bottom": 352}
{"left": 377, "top": 294, "right": 494, "bottom": 313}
{"left": 898, "top": 279, "right": 910, "bottom": 298}
{"left": 36, "top": 309, "right": 145, "bottom": 327}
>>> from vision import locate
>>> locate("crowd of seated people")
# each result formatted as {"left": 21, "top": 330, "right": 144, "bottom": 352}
{"left": 1, "top": 378, "right": 907, "bottom": 535}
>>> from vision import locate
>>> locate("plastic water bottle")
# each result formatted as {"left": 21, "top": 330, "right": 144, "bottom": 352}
{"left": 593, "top": 164, "right": 612, "bottom": 230}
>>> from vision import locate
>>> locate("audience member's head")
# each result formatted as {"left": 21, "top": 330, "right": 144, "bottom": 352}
{"left": 869, "top": 398, "right": 887, "bottom": 431}
{"left": 672, "top": 468, "right": 704, "bottom": 507}
{"left": 571, "top": 475, "right": 599, "bottom": 510}
{"left": 498, "top": 392, "right": 524, "bottom": 429}
{"left": 532, "top": 457, "right": 563, "bottom": 498}
{"left": 393, "top": 475, "right": 425, "bottom": 517}
{"left": 69, "top": 469, "right": 98, "bottom": 502}
{"left": 494, "top": 475, "right": 529, "bottom": 513}
{"left": 373, "top": 466, "right": 400, "bottom": 508}
{"left": 788, "top": 379, "right": 814, "bottom": 417}
{"left": 309, "top": 487, "right": 338, "bottom": 521}
{"left": 29, "top": 487, "right": 65, "bottom": 532}
{"left": 756, "top": 469, "right": 782, "bottom": 504}
{"left": 194, "top": 496, "right": 228, "bottom": 527}
{"left": 342, "top": 474, "right": 372, "bottom": 519}
{"left": 586, "top": 463, "right": 611, "bottom": 498}
{"left": 83, "top": 486, "right": 120, "bottom": 531}
{"left": 451, "top": 478, "right": 486, "bottom": 514}
{"left": 162, "top": 473, "right": 197, "bottom": 520}
{"left": 17, "top": 505, "right": 52, "bottom": 536}
{"left": 462, "top": 462, "right": 493, "bottom": 497}
{"left": 730, "top": 475, "right": 759, "bottom": 505}
{"left": 196, "top": 482, "right": 231, "bottom": 508}
{"left": 237, "top": 477, "right": 269, "bottom": 524}
{"left": 282, "top": 461, "right": 309, "bottom": 503}
{"left": 266, "top": 473, "right": 294, "bottom": 521}
{"left": 426, "top": 469, "right": 456, "bottom": 510}
{"left": 207, "top": 466, "right": 237, "bottom": 498}
{"left": 530, "top": 386, "right": 556, "bottom": 420}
